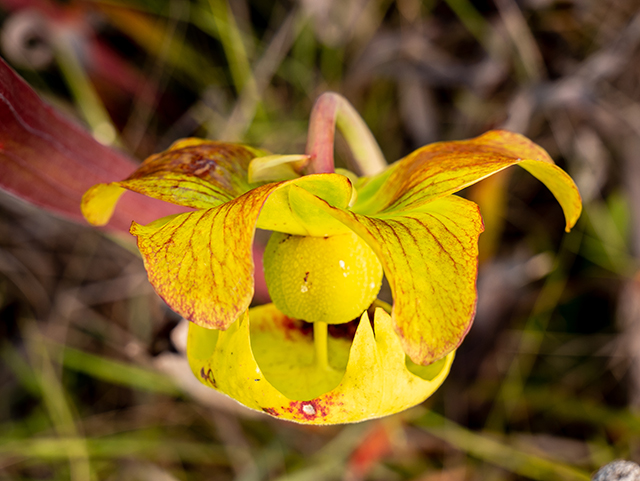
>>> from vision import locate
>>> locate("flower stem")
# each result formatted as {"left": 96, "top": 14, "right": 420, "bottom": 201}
{"left": 314, "top": 322, "right": 330, "bottom": 371}
{"left": 305, "top": 93, "right": 387, "bottom": 176}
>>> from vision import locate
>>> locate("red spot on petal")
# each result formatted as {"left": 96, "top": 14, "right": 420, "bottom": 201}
{"left": 261, "top": 407, "right": 279, "bottom": 416}
{"left": 287, "top": 397, "right": 339, "bottom": 420}
{"left": 276, "top": 315, "right": 313, "bottom": 340}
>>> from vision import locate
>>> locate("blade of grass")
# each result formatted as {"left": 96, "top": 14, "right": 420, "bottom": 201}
{"left": 442, "top": 0, "right": 491, "bottom": 52}
{"left": 522, "top": 385, "right": 640, "bottom": 435}
{"left": 1, "top": 342, "right": 40, "bottom": 396}
{"left": 99, "top": 3, "right": 222, "bottom": 90}
{"left": 494, "top": 0, "right": 546, "bottom": 82}
{"left": 24, "top": 325, "right": 94, "bottom": 481}
{"left": 485, "top": 228, "right": 583, "bottom": 431}
{"left": 54, "top": 343, "right": 181, "bottom": 396}
{"left": 0, "top": 435, "right": 227, "bottom": 464}
{"left": 53, "top": 33, "right": 120, "bottom": 147}
{"left": 417, "top": 411, "right": 592, "bottom": 481}
{"left": 272, "top": 423, "right": 370, "bottom": 481}
{"left": 122, "top": 0, "right": 190, "bottom": 151}
{"left": 206, "top": 0, "right": 255, "bottom": 96}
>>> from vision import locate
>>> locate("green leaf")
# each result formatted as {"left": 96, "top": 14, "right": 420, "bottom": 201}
{"left": 353, "top": 130, "right": 582, "bottom": 231}
{"left": 187, "top": 304, "right": 454, "bottom": 424}
{"left": 82, "top": 139, "right": 266, "bottom": 226}
{"left": 300, "top": 191, "right": 484, "bottom": 365}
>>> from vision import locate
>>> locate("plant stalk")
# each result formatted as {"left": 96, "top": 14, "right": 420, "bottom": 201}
{"left": 305, "top": 93, "right": 387, "bottom": 176}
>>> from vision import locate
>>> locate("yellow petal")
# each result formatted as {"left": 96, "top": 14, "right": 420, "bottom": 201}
{"left": 129, "top": 174, "right": 360, "bottom": 330}
{"left": 82, "top": 140, "right": 266, "bottom": 226}
{"left": 354, "top": 130, "right": 581, "bottom": 231}
{"left": 294, "top": 190, "right": 484, "bottom": 365}
{"left": 187, "top": 304, "right": 454, "bottom": 424}
{"left": 130, "top": 182, "right": 282, "bottom": 330}
{"left": 80, "top": 183, "right": 126, "bottom": 226}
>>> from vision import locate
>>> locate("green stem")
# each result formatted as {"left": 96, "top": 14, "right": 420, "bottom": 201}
{"left": 314, "top": 322, "right": 330, "bottom": 371}
{"left": 54, "top": 34, "right": 119, "bottom": 147}
{"left": 305, "top": 93, "right": 387, "bottom": 176}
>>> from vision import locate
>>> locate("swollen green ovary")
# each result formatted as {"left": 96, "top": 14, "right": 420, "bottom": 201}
{"left": 264, "top": 232, "right": 383, "bottom": 324}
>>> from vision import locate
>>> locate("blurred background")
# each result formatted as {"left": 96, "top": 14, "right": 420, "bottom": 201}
{"left": 0, "top": 0, "right": 639, "bottom": 479}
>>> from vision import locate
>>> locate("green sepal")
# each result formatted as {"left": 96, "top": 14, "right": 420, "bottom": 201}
{"left": 257, "top": 174, "right": 354, "bottom": 236}
{"left": 247, "top": 154, "right": 308, "bottom": 183}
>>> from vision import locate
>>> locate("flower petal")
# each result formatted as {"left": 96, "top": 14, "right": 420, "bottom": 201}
{"left": 130, "top": 182, "right": 282, "bottom": 330}
{"left": 82, "top": 139, "right": 267, "bottom": 226}
{"left": 129, "top": 174, "right": 355, "bottom": 329}
{"left": 187, "top": 304, "right": 454, "bottom": 424}
{"left": 299, "top": 190, "right": 484, "bottom": 365}
{"left": 247, "top": 154, "right": 308, "bottom": 182}
{"left": 354, "top": 130, "right": 581, "bottom": 231}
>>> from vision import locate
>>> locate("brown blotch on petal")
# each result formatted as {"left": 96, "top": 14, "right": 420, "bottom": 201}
{"left": 200, "top": 367, "right": 217, "bottom": 388}
{"left": 129, "top": 141, "right": 259, "bottom": 194}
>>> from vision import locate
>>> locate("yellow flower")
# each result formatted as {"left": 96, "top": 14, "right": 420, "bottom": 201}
{"left": 81, "top": 94, "right": 581, "bottom": 424}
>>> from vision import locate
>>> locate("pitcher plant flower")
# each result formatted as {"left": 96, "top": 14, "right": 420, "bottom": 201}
{"left": 81, "top": 93, "right": 582, "bottom": 424}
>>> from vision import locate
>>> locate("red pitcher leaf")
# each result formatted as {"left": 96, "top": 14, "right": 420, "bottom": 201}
{"left": 0, "top": 57, "right": 183, "bottom": 232}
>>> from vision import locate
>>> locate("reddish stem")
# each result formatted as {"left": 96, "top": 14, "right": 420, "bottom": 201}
{"left": 305, "top": 94, "right": 339, "bottom": 174}
{"left": 304, "top": 92, "right": 387, "bottom": 177}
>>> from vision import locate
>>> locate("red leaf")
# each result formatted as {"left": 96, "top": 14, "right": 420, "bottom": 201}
{"left": 0, "top": 56, "right": 184, "bottom": 233}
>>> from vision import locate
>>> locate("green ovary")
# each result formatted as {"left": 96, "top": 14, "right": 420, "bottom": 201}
{"left": 263, "top": 231, "right": 383, "bottom": 324}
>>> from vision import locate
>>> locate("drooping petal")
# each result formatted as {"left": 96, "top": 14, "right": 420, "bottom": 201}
{"left": 187, "top": 304, "right": 454, "bottom": 424}
{"left": 298, "top": 190, "right": 484, "bottom": 365}
{"left": 82, "top": 139, "right": 267, "bottom": 226}
{"left": 354, "top": 130, "right": 581, "bottom": 231}
{"left": 129, "top": 174, "right": 355, "bottom": 330}
{"left": 130, "top": 182, "right": 282, "bottom": 330}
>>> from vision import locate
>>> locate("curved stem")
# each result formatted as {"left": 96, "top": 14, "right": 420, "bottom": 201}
{"left": 305, "top": 95, "right": 338, "bottom": 174}
{"left": 314, "top": 322, "right": 330, "bottom": 371}
{"left": 305, "top": 93, "right": 387, "bottom": 176}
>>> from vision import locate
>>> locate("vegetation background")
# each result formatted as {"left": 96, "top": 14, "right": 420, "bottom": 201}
{"left": 0, "top": 0, "right": 639, "bottom": 479}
